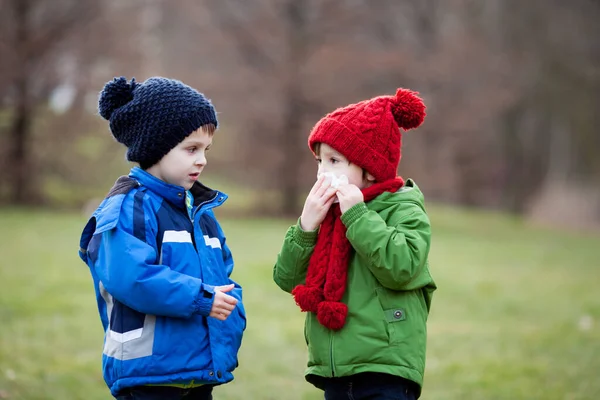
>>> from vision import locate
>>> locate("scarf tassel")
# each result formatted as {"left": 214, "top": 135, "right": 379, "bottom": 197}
{"left": 293, "top": 286, "right": 349, "bottom": 331}
{"left": 292, "top": 285, "right": 323, "bottom": 312}
{"left": 317, "top": 301, "right": 348, "bottom": 331}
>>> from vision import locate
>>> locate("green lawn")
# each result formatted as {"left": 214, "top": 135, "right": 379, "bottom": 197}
{"left": 0, "top": 206, "right": 599, "bottom": 399}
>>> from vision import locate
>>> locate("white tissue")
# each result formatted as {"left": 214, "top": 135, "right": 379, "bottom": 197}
{"left": 320, "top": 172, "right": 348, "bottom": 189}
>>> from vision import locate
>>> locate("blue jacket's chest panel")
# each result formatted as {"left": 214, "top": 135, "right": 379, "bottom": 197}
{"left": 155, "top": 199, "right": 229, "bottom": 286}
{"left": 155, "top": 202, "right": 197, "bottom": 276}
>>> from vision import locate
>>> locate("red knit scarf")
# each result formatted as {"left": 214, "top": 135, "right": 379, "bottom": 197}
{"left": 292, "top": 177, "right": 405, "bottom": 330}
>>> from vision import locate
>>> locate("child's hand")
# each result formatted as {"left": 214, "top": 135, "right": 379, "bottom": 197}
{"left": 336, "top": 184, "right": 364, "bottom": 214}
{"left": 209, "top": 284, "right": 238, "bottom": 321}
{"left": 300, "top": 174, "right": 338, "bottom": 231}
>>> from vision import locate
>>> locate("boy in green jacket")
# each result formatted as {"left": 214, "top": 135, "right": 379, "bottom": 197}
{"left": 273, "top": 88, "right": 436, "bottom": 400}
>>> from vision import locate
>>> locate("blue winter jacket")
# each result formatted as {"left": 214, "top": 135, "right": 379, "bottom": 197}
{"left": 78, "top": 167, "right": 246, "bottom": 396}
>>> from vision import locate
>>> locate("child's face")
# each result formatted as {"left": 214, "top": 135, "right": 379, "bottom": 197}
{"left": 146, "top": 128, "right": 213, "bottom": 190}
{"left": 315, "top": 143, "right": 373, "bottom": 190}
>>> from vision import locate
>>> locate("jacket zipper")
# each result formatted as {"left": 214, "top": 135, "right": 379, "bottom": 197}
{"left": 192, "top": 193, "right": 220, "bottom": 220}
{"left": 330, "top": 331, "right": 335, "bottom": 377}
{"left": 191, "top": 193, "right": 220, "bottom": 253}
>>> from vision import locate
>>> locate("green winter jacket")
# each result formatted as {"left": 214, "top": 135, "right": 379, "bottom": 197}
{"left": 273, "top": 179, "right": 436, "bottom": 392}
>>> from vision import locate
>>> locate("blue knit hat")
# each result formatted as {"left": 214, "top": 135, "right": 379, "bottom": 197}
{"left": 98, "top": 76, "right": 218, "bottom": 168}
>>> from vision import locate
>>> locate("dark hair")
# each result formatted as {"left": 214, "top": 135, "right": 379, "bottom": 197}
{"left": 139, "top": 123, "right": 216, "bottom": 170}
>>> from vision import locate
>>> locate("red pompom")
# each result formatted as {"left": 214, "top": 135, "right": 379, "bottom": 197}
{"left": 392, "top": 88, "right": 426, "bottom": 130}
{"left": 317, "top": 301, "right": 348, "bottom": 331}
{"left": 292, "top": 285, "right": 324, "bottom": 313}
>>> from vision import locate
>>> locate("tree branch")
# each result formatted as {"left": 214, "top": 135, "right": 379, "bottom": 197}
{"left": 203, "top": 0, "right": 278, "bottom": 71}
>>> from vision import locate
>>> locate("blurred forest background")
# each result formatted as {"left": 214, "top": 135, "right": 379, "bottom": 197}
{"left": 1, "top": 1, "right": 600, "bottom": 399}
{"left": 1, "top": 0, "right": 599, "bottom": 227}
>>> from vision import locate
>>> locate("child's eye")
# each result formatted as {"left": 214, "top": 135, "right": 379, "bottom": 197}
{"left": 315, "top": 158, "right": 322, "bottom": 164}
{"left": 330, "top": 158, "right": 338, "bottom": 164}
{"left": 188, "top": 147, "right": 197, "bottom": 154}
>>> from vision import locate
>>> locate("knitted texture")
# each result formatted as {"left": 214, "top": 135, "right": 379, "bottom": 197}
{"left": 308, "top": 88, "right": 426, "bottom": 182}
{"left": 292, "top": 177, "right": 405, "bottom": 330}
{"left": 98, "top": 76, "right": 218, "bottom": 168}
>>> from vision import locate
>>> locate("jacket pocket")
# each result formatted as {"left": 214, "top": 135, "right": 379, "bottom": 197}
{"left": 375, "top": 287, "right": 408, "bottom": 346}
{"left": 304, "top": 312, "right": 312, "bottom": 346}
{"left": 219, "top": 302, "right": 247, "bottom": 372}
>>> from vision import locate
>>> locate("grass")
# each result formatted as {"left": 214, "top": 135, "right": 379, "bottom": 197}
{"left": 0, "top": 206, "right": 599, "bottom": 399}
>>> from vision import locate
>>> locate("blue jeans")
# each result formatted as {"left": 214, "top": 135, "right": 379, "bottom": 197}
{"left": 322, "top": 373, "right": 419, "bottom": 400}
{"left": 115, "top": 385, "right": 213, "bottom": 400}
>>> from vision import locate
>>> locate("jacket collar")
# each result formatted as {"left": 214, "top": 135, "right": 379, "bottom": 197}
{"left": 129, "top": 167, "right": 227, "bottom": 210}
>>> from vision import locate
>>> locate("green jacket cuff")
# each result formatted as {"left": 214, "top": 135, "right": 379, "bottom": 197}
{"left": 293, "top": 218, "right": 319, "bottom": 247}
{"left": 341, "top": 202, "right": 369, "bottom": 227}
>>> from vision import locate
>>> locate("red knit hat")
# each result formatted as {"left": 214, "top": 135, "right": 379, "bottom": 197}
{"left": 308, "top": 88, "right": 426, "bottom": 182}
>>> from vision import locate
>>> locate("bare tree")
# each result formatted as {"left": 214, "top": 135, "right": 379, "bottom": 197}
{"left": 189, "top": 0, "right": 363, "bottom": 215}
{"left": 1, "top": 0, "right": 597, "bottom": 221}
{"left": 0, "top": 0, "right": 98, "bottom": 204}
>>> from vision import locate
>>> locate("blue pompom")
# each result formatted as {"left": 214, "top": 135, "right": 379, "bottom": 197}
{"left": 98, "top": 77, "right": 138, "bottom": 120}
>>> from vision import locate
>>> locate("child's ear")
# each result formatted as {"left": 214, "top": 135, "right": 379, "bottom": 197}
{"left": 366, "top": 172, "right": 376, "bottom": 182}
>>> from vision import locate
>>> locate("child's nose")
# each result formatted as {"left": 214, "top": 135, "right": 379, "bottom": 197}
{"left": 195, "top": 154, "right": 206, "bottom": 166}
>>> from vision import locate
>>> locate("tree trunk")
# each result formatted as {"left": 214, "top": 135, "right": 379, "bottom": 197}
{"left": 8, "top": 0, "right": 33, "bottom": 204}
{"left": 279, "top": 1, "right": 308, "bottom": 216}
{"left": 500, "top": 103, "right": 526, "bottom": 213}
{"left": 139, "top": 0, "right": 163, "bottom": 78}
{"left": 280, "top": 88, "right": 304, "bottom": 216}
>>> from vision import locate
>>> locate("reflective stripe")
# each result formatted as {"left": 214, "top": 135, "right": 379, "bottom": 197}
{"left": 109, "top": 328, "right": 143, "bottom": 343}
{"left": 163, "top": 230, "right": 193, "bottom": 243}
{"left": 100, "top": 281, "right": 156, "bottom": 361}
{"left": 203, "top": 235, "right": 221, "bottom": 249}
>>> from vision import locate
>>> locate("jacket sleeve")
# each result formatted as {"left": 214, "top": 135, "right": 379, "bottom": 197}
{"left": 211, "top": 212, "right": 243, "bottom": 304}
{"left": 91, "top": 193, "right": 215, "bottom": 318}
{"left": 341, "top": 202, "right": 431, "bottom": 290}
{"left": 221, "top": 237, "right": 243, "bottom": 302}
{"left": 272, "top": 220, "right": 318, "bottom": 293}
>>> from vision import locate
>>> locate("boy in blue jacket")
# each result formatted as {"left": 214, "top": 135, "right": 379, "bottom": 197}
{"left": 78, "top": 76, "right": 246, "bottom": 400}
